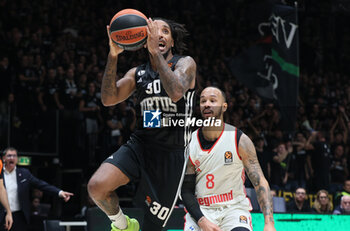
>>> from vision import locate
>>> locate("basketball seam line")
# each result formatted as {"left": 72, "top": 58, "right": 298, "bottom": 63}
{"left": 115, "top": 14, "right": 146, "bottom": 19}
{"left": 110, "top": 25, "right": 147, "bottom": 33}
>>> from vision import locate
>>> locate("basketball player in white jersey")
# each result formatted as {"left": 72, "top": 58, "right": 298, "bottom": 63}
{"left": 181, "top": 87, "right": 276, "bottom": 231}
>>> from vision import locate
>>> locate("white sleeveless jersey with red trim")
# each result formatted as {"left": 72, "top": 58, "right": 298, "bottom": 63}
{"left": 188, "top": 123, "right": 252, "bottom": 210}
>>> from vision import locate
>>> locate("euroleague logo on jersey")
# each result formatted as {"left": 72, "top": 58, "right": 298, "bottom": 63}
{"left": 239, "top": 215, "right": 248, "bottom": 224}
{"left": 224, "top": 151, "right": 233, "bottom": 164}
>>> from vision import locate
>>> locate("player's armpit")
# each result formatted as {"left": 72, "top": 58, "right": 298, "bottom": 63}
{"left": 238, "top": 134, "right": 275, "bottom": 225}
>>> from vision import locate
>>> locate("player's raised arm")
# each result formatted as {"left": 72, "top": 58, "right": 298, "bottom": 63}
{"left": 238, "top": 134, "right": 276, "bottom": 231}
{"left": 146, "top": 18, "right": 196, "bottom": 102}
{"left": 101, "top": 25, "right": 136, "bottom": 106}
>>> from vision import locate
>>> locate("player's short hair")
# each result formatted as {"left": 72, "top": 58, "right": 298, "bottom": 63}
{"left": 206, "top": 86, "right": 226, "bottom": 102}
{"left": 3, "top": 147, "right": 17, "bottom": 155}
{"left": 154, "top": 17, "right": 188, "bottom": 54}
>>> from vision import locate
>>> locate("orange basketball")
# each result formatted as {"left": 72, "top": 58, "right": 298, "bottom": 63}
{"left": 109, "top": 9, "right": 148, "bottom": 51}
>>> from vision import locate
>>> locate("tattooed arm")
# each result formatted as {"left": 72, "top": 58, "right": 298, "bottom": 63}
{"left": 154, "top": 54, "right": 196, "bottom": 102}
{"left": 146, "top": 19, "right": 196, "bottom": 102}
{"left": 101, "top": 25, "right": 136, "bottom": 106}
{"left": 239, "top": 133, "right": 276, "bottom": 231}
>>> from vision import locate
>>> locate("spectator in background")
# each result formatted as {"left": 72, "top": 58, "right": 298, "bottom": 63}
{"left": 333, "top": 195, "right": 350, "bottom": 215}
{"left": 286, "top": 187, "right": 312, "bottom": 213}
{"left": 330, "top": 144, "right": 349, "bottom": 193}
{"left": 79, "top": 82, "right": 103, "bottom": 166}
{"left": 37, "top": 68, "right": 60, "bottom": 151}
{"left": 57, "top": 67, "right": 81, "bottom": 167}
{"left": 330, "top": 109, "right": 348, "bottom": 153}
{"left": 0, "top": 147, "right": 73, "bottom": 231}
{"left": 0, "top": 56, "right": 13, "bottom": 148}
{"left": 334, "top": 179, "right": 350, "bottom": 206}
{"left": 270, "top": 142, "right": 290, "bottom": 190}
{"left": 77, "top": 73, "right": 88, "bottom": 98}
{"left": 103, "top": 106, "right": 123, "bottom": 154}
{"left": 305, "top": 131, "right": 331, "bottom": 191}
{"left": 0, "top": 56, "right": 13, "bottom": 111}
{"left": 255, "top": 136, "right": 272, "bottom": 183}
{"left": 14, "top": 55, "right": 41, "bottom": 150}
{"left": 291, "top": 132, "right": 311, "bottom": 190}
{"left": 58, "top": 68, "right": 79, "bottom": 111}
{"left": 116, "top": 102, "right": 137, "bottom": 144}
{"left": 37, "top": 68, "right": 59, "bottom": 113}
{"left": 312, "top": 190, "right": 333, "bottom": 214}
{"left": 30, "top": 197, "right": 41, "bottom": 217}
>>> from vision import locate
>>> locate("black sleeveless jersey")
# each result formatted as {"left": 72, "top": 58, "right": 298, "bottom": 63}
{"left": 133, "top": 55, "right": 196, "bottom": 148}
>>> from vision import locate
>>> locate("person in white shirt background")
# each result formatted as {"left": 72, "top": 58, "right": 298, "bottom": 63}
{"left": 0, "top": 147, "right": 73, "bottom": 231}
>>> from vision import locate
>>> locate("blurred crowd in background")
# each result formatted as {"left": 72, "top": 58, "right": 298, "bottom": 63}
{"left": 1, "top": 0, "right": 350, "bottom": 224}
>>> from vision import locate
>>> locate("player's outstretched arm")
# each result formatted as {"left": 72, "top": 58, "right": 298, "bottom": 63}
{"left": 146, "top": 19, "right": 196, "bottom": 102}
{"left": 101, "top": 26, "right": 136, "bottom": 106}
{"left": 239, "top": 134, "right": 276, "bottom": 231}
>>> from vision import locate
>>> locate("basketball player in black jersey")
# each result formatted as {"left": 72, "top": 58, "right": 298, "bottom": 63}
{"left": 88, "top": 17, "right": 196, "bottom": 231}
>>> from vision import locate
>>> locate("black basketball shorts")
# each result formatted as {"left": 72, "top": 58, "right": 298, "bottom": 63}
{"left": 104, "top": 134, "right": 187, "bottom": 228}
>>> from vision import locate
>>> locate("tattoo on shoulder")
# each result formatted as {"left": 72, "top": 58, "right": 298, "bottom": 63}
{"left": 176, "top": 57, "right": 196, "bottom": 91}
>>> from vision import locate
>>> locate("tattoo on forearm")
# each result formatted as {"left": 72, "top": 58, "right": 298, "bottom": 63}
{"left": 256, "top": 186, "right": 273, "bottom": 218}
{"left": 248, "top": 170, "right": 260, "bottom": 187}
{"left": 246, "top": 159, "right": 261, "bottom": 187}
{"left": 102, "top": 57, "right": 118, "bottom": 97}
{"left": 241, "top": 135, "right": 274, "bottom": 223}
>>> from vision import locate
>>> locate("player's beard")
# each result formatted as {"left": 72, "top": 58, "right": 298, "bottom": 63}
{"left": 214, "top": 106, "right": 223, "bottom": 120}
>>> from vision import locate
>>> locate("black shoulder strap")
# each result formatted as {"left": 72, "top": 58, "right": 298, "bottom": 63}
{"left": 236, "top": 128, "right": 243, "bottom": 147}
{"left": 169, "top": 55, "right": 183, "bottom": 71}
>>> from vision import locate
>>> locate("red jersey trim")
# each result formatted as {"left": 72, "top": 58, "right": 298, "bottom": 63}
{"left": 189, "top": 156, "right": 195, "bottom": 167}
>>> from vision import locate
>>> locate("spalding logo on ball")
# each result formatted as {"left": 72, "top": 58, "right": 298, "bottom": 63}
{"left": 109, "top": 9, "right": 148, "bottom": 51}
